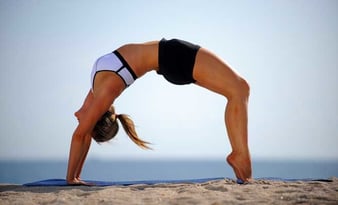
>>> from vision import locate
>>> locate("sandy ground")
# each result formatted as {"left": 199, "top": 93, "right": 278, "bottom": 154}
{"left": 1, "top": 178, "right": 337, "bottom": 205}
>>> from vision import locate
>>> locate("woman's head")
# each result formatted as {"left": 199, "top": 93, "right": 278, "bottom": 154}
{"left": 92, "top": 107, "right": 118, "bottom": 143}
{"left": 92, "top": 106, "right": 151, "bottom": 149}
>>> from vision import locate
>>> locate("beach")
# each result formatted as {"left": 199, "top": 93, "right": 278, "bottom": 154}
{"left": 1, "top": 178, "right": 337, "bottom": 205}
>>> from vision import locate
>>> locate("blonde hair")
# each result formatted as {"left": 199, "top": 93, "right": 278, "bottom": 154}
{"left": 92, "top": 106, "right": 151, "bottom": 149}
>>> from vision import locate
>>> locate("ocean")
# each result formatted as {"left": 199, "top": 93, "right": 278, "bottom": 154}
{"left": 0, "top": 159, "right": 337, "bottom": 184}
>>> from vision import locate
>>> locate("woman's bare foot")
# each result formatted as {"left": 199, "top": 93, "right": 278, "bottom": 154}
{"left": 67, "top": 178, "right": 94, "bottom": 186}
{"left": 226, "top": 152, "right": 252, "bottom": 183}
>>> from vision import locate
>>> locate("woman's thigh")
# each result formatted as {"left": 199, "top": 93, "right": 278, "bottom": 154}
{"left": 193, "top": 48, "right": 246, "bottom": 97}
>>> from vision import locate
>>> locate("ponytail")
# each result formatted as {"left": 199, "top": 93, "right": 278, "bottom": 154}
{"left": 116, "top": 114, "right": 151, "bottom": 150}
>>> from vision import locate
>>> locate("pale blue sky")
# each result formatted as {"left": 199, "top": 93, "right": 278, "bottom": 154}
{"left": 0, "top": 0, "right": 337, "bottom": 161}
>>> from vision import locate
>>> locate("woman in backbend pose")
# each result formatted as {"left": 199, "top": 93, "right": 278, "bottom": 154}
{"left": 67, "top": 38, "right": 252, "bottom": 184}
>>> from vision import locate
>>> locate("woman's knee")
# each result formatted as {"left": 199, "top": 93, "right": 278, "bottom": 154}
{"left": 240, "top": 78, "right": 250, "bottom": 97}
{"left": 228, "top": 77, "right": 250, "bottom": 100}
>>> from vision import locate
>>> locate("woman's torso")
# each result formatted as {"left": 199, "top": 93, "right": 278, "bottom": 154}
{"left": 116, "top": 41, "right": 159, "bottom": 78}
{"left": 92, "top": 41, "right": 159, "bottom": 94}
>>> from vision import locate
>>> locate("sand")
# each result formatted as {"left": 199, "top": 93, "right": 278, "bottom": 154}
{"left": 1, "top": 178, "right": 337, "bottom": 205}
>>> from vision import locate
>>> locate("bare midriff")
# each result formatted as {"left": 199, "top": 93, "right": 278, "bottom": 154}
{"left": 117, "top": 41, "right": 159, "bottom": 78}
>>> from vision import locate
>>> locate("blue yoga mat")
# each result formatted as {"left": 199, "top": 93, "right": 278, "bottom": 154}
{"left": 23, "top": 177, "right": 332, "bottom": 187}
{"left": 24, "top": 177, "right": 223, "bottom": 186}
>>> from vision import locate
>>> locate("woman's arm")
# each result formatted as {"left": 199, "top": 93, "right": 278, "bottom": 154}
{"left": 67, "top": 90, "right": 94, "bottom": 184}
{"left": 66, "top": 130, "right": 92, "bottom": 185}
{"left": 66, "top": 99, "right": 109, "bottom": 184}
{"left": 66, "top": 84, "right": 122, "bottom": 184}
{"left": 75, "top": 90, "right": 94, "bottom": 121}
{"left": 74, "top": 133, "right": 92, "bottom": 181}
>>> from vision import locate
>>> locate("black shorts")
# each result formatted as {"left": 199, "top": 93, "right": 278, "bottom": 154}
{"left": 157, "top": 38, "right": 201, "bottom": 85}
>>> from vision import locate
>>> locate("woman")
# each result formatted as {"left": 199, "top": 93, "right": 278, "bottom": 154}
{"left": 67, "top": 38, "right": 252, "bottom": 185}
